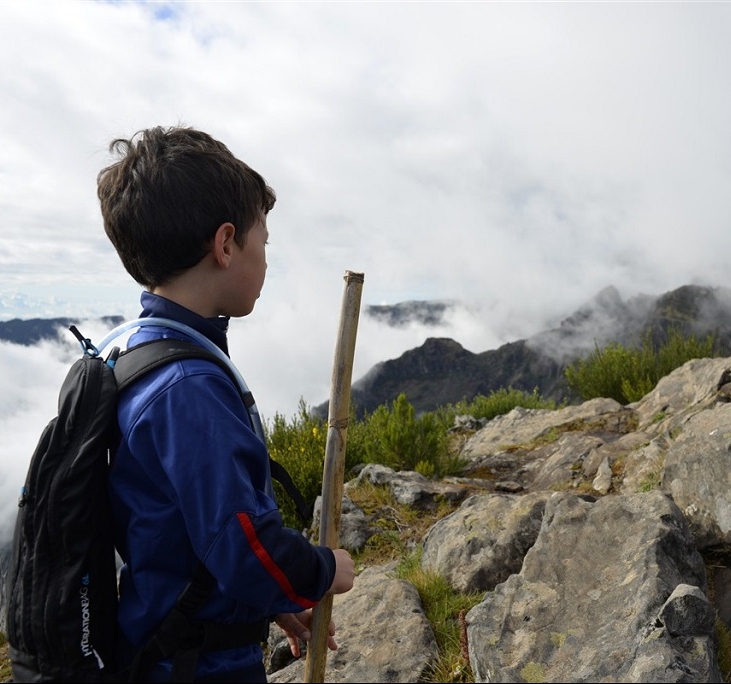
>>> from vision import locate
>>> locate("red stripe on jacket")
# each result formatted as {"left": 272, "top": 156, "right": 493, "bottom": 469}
{"left": 236, "top": 512, "right": 318, "bottom": 609}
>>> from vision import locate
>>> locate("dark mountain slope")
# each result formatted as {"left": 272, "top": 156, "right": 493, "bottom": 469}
{"left": 320, "top": 284, "right": 731, "bottom": 418}
{"left": 0, "top": 316, "right": 124, "bottom": 346}
{"left": 345, "top": 338, "right": 568, "bottom": 417}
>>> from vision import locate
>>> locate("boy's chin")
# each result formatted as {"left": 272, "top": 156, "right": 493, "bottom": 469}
{"left": 236, "top": 302, "right": 257, "bottom": 318}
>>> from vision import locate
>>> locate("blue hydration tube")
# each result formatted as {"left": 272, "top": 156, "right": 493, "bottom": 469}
{"left": 94, "top": 317, "right": 266, "bottom": 443}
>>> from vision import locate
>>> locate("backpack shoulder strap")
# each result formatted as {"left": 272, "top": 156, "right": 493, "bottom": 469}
{"left": 113, "top": 338, "right": 254, "bottom": 408}
{"left": 112, "top": 338, "right": 312, "bottom": 524}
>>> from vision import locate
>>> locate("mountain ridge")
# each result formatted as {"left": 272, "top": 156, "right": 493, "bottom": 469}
{"left": 316, "top": 283, "right": 731, "bottom": 417}
{"left": 3, "top": 284, "right": 731, "bottom": 420}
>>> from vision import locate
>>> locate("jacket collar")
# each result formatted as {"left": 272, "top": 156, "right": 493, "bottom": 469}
{"left": 138, "top": 291, "right": 231, "bottom": 356}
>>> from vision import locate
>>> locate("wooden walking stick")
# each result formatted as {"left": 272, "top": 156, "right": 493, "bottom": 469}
{"left": 304, "top": 270, "right": 365, "bottom": 684}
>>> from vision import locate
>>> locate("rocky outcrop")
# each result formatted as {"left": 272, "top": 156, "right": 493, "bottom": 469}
{"left": 268, "top": 564, "right": 439, "bottom": 683}
{"left": 467, "top": 491, "right": 717, "bottom": 683}
{"left": 268, "top": 355, "right": 731, "bottom": 683}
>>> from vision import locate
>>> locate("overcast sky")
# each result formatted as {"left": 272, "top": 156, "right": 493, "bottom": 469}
{"left": 1, "top": 1, "right": 730, "bottom": 540}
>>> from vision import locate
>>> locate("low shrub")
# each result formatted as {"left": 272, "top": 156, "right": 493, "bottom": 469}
{"left": 448, "top": 386, "right": 561, "bottom": 421}
{"left": 565, "top": 327, "right": 717, "bottom": 404}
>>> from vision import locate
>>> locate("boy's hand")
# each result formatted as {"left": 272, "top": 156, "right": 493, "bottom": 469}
{"left": 329, "top": 548, "right": 355, "bottom": 594}
{"left": 273, "top": 609, "right": 337, "bottom": 656}
{"left": 272, "top": 549, "right": 354, "bottom": 657}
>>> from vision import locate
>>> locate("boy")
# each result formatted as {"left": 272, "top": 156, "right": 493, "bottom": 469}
{"left": 97, "top": 125, "right": 355, "bottom": 682}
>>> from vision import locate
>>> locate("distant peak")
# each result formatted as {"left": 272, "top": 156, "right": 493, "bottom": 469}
{"left": 365, "top": 300, "right": 455, "bottom": 328}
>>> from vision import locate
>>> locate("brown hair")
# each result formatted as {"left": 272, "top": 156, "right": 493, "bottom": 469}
{"left": 98, "top": 126, "right": 275, "bottom": 287}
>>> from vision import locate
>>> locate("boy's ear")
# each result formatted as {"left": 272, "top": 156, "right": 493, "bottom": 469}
{"left": 212, "top": 222, "right": 236, "bottom": 267}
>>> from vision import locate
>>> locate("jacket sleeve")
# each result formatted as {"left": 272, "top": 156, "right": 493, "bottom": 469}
{"left": 126, "top": 361, "right": 336, "bottom": 615}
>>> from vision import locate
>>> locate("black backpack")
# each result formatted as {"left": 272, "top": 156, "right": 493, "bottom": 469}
{"left": 5, "top": 323, "right": 311, "bottom": 683}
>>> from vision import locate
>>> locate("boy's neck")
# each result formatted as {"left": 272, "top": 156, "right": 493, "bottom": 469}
{"left": 150, "top": 288, "right": 214, "bottom": 318}
{"left": 151, "top": 267, "right": 220, "bottom": 319}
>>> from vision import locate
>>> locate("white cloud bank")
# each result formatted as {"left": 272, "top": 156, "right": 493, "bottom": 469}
{"left": 1, "top": 1, "right": 731, "bottom": 542}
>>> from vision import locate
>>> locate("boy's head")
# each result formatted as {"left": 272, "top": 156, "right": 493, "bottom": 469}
{"left": 97, "top": 126, "right": 275, "bottom": 288}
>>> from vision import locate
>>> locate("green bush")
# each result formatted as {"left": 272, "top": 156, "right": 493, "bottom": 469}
{"left": 265, "top": 387, "right": 562, "bottom": 529}
{"left": 265, "top": 399, "right": 365, "bottom": 529}
{"left": 264, "top": 399, "right": 329, "bottom": 529}
{"left": 655, "top": 326, "right": 717, "bottom": 377}
{"left": 565, "top": 327, "right": 718, "bottom": 404}
{"left": 355, "top": 393, "right": 458, "bottom": 477}
{"left": 448, "top": 386, "right": 561, "bottom": 421}
{"left": 565, "top": 342, "right": 639, "bottom": 404}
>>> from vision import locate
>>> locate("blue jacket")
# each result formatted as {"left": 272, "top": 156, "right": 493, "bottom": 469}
{"left": 109, "top": 292, "right": 335, "bottom": 679}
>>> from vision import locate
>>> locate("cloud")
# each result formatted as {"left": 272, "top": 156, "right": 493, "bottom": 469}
{"left": 1, "top": 1, "right": 731, "bottom": 540}
{"left": 0, "top": 308, "right": 481, "bottom": 545}
{"left": 2, "top": 2, "right": 730, "bottom": 308}
{"left": 0, "top": 318, "right": 122, "bottom": 543}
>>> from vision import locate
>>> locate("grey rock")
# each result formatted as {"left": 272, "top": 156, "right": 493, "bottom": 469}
{"left": 268, "top": 564, "right": 438, "bottom": 683}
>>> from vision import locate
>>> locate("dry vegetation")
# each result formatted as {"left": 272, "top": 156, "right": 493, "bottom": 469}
{"left": 1, "top": 638, "right": 11, "bottom": 683}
